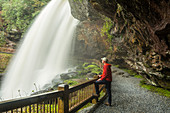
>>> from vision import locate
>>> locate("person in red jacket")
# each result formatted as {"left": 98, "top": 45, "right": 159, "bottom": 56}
{"left": 95, "top": 57, "right": 112, "bottom": 106}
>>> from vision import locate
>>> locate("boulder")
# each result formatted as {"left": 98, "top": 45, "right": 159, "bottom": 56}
{"left": 60, "top": 72, "right": 78, "bottom": 80}
{"left": 68, "top": 0, "right": 101, "bottom": 21}
{"left": 86, "top": 72, "right": 97, "bottom": 78}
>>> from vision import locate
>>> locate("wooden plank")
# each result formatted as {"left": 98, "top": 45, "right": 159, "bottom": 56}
{"left": 49, "top": 100, "right": 51, "bottom": 113}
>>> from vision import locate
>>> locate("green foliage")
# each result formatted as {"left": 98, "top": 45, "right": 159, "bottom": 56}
{"left": 101, "top": 17, "right": 114, "bottom": 42}
{"left": 64, "top": 80, "right": 79, "bottom": 86}
{"left": 2, "top": 0, "right": 32, "bottom": 32}
{"left": 98, "top": 90, "right": 105, "bottom": 99}
{"left": 140, "top": 80, "right": 170, "bottom": 98}
{"left": 114, "top": 65, "right": 120, "bottom": 68}
{"left": 134, "top": 74, "right": 143, "bottom": 78}
{"left": 0, "top": 31, "right": 6, "bottom": 47}
{"left": 1, "top": 0, "right": 50, "bottom": 38}
{"left": 83, "top": 63, "right": 102, "bottom": 75}
{"left": 0, "top": 53, "right": 13, "bottom": 72}
{"left": 0, "top": 39, "right": 6, "bottom": 47}
{"left": 78, "top": 103, "right": 93, "bottom": 112}
{"left": 82, "top": 62, "right": 89, "bottom": 67}
{"left": 0, "top": 0, "right": 6, "bottom": 9}
{"left": 84, "top": 64, "right": 98, "bottom": 70}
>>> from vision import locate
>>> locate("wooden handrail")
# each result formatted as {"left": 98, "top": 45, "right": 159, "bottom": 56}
{"left": 69, "top": 78, "right": 97, "bottom": 93}
{"left": 0, "top": 78, "right": 106, "bottom": 113}
{"left": 0, "top": 90, "right": 64, "bottom": 112}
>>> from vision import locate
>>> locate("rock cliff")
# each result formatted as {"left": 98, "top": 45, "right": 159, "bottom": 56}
{"left": 69, "top": 0, "right": 170, "bottom": 89}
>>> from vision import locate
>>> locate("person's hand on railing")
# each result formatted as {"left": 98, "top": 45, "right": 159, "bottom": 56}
{"left": 96, "top": 75, "right": 101, "bottom": 81}
{"left": 97, "top": 79, "right": 101, "bottom": 81}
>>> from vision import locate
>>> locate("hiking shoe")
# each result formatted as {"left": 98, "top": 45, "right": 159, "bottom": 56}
{"left": 104, "top": 102, "right": 111, "bottom": 106}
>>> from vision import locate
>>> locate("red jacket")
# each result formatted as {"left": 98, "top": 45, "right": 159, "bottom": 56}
{"left": 100, "top": 63, "right": 112, "bottom": 81}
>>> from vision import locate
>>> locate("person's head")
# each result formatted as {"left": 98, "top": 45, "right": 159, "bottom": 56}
{"left": 101, "top": 57, "right": 108, "bottom": 63}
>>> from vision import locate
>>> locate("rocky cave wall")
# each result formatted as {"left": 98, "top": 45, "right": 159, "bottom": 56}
{"left": 69, "top": 0, "right": 170, "bottom": 89}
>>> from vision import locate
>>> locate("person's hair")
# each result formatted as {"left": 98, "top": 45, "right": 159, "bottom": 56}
{"left": 105, "top": 59, "right": 108, "bottom": 63}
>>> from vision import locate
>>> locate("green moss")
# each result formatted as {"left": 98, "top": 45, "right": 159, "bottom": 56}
{"left": 122, "top": 69, "right": 142, "bottom": 79}
{"left": 114, "top": 65, "right": 120, "bottom": 68}
{"left": 140, "top": 80, "right": 170, "bottom": 98}
{"left": 0, "top": 53, "right": 13, "bottom": 57}
{"left": 0, "top": 31, "right": 6, "bottom": 47}
{"left": 124, "top": 69, "right": 169, "bottom": 97}
{"left": 122, "top": 69, "right": 137, "bottom": 76}
{"left": 83, "top": 63, "right": 102, "bottom": 75}
{"left": 82, "top": 62, "right": 89, "bottom": 67}
{"left": 99, "top": 90, "right": 105, "bottom": 100}
{"left": 78, "top": 103, "right": 93, "bottom": 112}
{"left": 84, "top": 64, "right": 98, "bottom": 69}
{"left": 64, "top": 80, "right": 79, "bottom": 86}
{"left": 117, "top": 68, "right": 169, "bottom": 97}
{"left": 134, "top": 75, "right": 143, "bottom": 78}
{"left": 91, "top": 69, "right": 101, "bottom": 75}
{"left": 101, "top": 17, "right": 114, "bottom": 42}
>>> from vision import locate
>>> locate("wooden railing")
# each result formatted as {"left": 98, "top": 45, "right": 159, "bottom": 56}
{"left": 0, "top": 90, "right": 63, "bottom": 113}
{"left": 0, "top": 78, "right": 106, "bottom": 113}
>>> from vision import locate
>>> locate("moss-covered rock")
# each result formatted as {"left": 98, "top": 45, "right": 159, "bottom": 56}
{"left": 64, "top": 80, "right": 79, "bottom": 86}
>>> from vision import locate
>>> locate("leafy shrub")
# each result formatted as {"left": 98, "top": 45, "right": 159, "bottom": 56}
{"left": 1, "top": 0, "right": 50, "bottom": 38}
{"left": 0, "top": 53, "right": 13, "bottom": 72}
{"left": 83, "top": 63, "right": 102, "bottom": 75}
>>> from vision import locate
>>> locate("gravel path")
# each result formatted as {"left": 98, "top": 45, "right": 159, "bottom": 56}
{"left": 92, "top": 66, "right": 170, "bottom": 113}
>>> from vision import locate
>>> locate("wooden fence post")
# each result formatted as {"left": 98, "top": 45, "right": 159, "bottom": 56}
{"left": 58, "top": 84, "right": 69, "bottom": 113}
{"left": 92, "top": 76, "right": 98, "bottom": 104}
{"left": 92, "top": 83, "right": 98, "bottom": 104}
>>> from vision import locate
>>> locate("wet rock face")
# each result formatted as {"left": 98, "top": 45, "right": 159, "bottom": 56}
{"left": 68, "top": 0, "right": 101, "bottom": 21}
{"left": 116, "top": 0, "right": 170, "bottom": 56}
{"left": 111, "top": 0, "right": 170, "bottom": 89}
{"left": 69, "top": 0, "right": 170, "bottom": 89}
{"left": 69, "top": 0, "right": 111, "bottom": 59}
{"left": 73, "top": 19, "right": 109, "bottom": 59}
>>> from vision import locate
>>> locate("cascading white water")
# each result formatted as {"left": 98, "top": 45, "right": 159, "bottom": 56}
{"left": 0, "top": 0, "right": 78, "bottom": 100}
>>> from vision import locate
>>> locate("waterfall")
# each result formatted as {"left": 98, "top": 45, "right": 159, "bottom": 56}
{"left": 0, "top": 0, "right": 78, "bottom": 100}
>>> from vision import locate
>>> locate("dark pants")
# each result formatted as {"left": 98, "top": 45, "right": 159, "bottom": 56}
{"left": 95, "top": 80, "right": 111, "bottom": 105}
